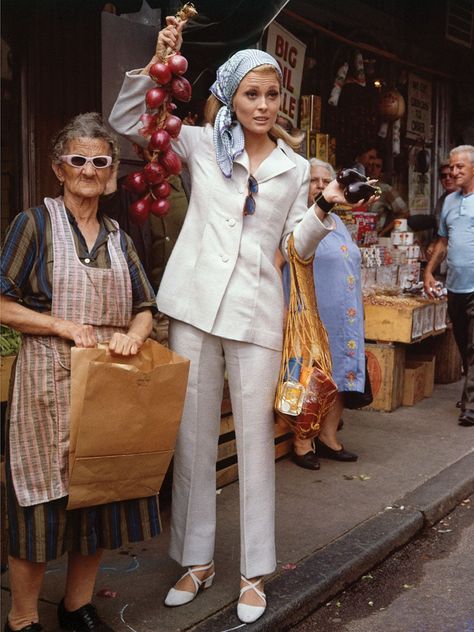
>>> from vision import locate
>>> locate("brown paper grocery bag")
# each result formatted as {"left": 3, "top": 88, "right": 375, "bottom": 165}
{"left": 67, "top": 339, "right": 190, "bottom": 509}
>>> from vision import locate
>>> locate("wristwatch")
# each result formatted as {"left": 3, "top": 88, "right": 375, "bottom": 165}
{"left": 314, "top": 192, "right": 335, "bottom": 214}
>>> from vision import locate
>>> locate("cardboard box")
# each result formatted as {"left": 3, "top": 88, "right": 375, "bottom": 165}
{"left": 0, "top": 355, "right": 15, "bottom": 402}
{"left": 403, "top": 361, "right": 426, "bottom": 406}
{"left": 365, "top": 342, "right": 406, "bottom": 411}
{"left": 316, "top": 133, "right": 329, "bottom": 161}
{"left": 307, "top": 130, "right": 317, "bottom": 158}
{"left": 299, "top": 95, "right": 321, "bottom": 131}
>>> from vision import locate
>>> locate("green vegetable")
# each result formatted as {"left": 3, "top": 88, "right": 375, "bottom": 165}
{"left": 0, "top": 325, "right": 21, "bottom": 356}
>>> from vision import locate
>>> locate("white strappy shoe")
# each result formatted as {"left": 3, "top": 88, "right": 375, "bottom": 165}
{"left": 237, "top": 576, "right": 267, "bottom": 623}
{"left": 164, "top": 561, "right": 215, "bottom": 607}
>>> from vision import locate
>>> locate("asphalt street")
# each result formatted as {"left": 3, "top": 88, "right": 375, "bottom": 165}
{"left": 291, "top": 495, "right": 474, "bottom": 632}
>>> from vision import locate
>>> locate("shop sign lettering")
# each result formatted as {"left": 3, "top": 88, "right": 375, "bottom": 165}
{"left": 266, "top": 22, "right": 306, "bottom": 126}
{"left": 406, "top": 73, "right": 432, "bottom": 141}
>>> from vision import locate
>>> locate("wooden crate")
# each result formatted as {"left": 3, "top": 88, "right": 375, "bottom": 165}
{"left": 434, "top": 326, "right": 462, "bottom": 384}
{"left": 0, "top": 355, "right": 15, "bottom": 402}
{"left": 365, "top": 342, "right": 406, "bottom": 411}
{"left": 406, "top": 353, "right": 436, "bottom": 397}
{"left": 216, "top": 414, "right": 293, "bottom": 489}
{"left": 404, "top": 326, "right": 461, "bottom": 384}
{"left": 364, "top": 303, "right": 424, "bottom": 343}
{"left": 403, "top": 361, "right": 426, "bottom": 406}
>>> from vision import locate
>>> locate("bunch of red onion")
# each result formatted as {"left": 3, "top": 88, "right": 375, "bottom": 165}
{"left": 124, "top": 52, "right": 192, "bottom": 224}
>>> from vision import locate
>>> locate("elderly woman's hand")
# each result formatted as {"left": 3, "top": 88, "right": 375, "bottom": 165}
{"left": 69, "top": 324, "right": 97, "bottom": 348}
{"left": 108, "top": 331, "right": 144, "bottom": 356}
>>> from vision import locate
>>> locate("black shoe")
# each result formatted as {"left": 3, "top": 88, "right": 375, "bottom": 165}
{"left": 315, "top": 438, "right": 358, "bottom": 462}
{"left": 458, "top": 410, "right": 474, "bottom": 427}
{"left": 58, "top": 600, "right": 115, "bottom": 631}
{"left": 4, "top": 623, "right": 42, "bottom": 632}
{"left": 291, "top": 450, "right": 320, "bottom": 470}
{"left": 455, "top": 400, "right": 463, "bottom": 409}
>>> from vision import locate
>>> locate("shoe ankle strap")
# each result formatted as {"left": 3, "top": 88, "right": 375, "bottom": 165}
{"left": 184, "top": 561, "right": 214, "bottom": 589}
{"left": 240, "top": 576, "right": 266, "bottom": 601}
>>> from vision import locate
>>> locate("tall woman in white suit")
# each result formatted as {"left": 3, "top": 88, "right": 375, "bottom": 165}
{"left": 109, "top": 17, "right": 371, "bottom": 624}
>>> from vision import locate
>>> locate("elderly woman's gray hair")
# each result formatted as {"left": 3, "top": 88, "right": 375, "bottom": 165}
{"left": 309, "top": 158, "right": 336, "bottom": 180}
{"left": 51, "top": 112, "right": 120, "bottom": 165}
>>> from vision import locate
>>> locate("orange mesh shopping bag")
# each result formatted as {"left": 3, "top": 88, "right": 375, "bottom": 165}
{"left": 275, "top": 235, "right": 338, "bottom": 439}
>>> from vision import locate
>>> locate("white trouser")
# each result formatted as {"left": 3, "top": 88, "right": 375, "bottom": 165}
{"left": 168, "top": 319, "right": 280, "bottom": 578}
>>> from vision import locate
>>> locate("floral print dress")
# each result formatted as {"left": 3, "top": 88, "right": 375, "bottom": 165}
{"left": 283, "top": 213, "right": 365, "bottom": 393}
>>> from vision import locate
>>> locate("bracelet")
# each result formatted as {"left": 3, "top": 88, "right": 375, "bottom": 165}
{"left": 314, "top": 192, "right": 335, "bottom": 214}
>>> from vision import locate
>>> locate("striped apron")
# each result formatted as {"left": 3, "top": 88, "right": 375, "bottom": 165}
{"left": 9, "top": 196, "right": 132, "bottom": 508}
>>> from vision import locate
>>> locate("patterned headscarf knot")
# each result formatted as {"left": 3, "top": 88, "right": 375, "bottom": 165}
{"left": 210, "top": 49, "right": 282, "bottom": 178}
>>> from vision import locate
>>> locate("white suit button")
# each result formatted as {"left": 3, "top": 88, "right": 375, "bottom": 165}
{"left": 221, "top": 255, "right": 229, "bottom": 263}
{"left": 227, "top": 218, "right": 236, "bottom": 227}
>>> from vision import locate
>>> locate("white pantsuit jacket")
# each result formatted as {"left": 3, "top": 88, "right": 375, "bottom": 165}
{"left": 109, "top": 71, "right": 335, "bottom": 351}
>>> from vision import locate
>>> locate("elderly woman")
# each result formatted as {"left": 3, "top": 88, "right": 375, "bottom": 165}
{"left": 0, "top": 113, "right": 160, "bottom": 632}
{"left": 109, "top": 18, "right": 372, "bottom": 623}
{"left": 284, "top": 158, "right": 364, "bottom": 470}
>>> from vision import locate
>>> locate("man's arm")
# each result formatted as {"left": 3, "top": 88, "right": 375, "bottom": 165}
{"left": 423, "top": 236, "right": 448, "bottom": 297}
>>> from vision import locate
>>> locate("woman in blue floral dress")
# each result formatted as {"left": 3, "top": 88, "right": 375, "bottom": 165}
{"left": 283, "top": 159, "right": 365, "bottom": 469}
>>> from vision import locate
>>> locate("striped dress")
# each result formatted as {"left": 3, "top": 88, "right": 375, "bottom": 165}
{"left": 1, "top": 198, "right": 161, "bottom": 561}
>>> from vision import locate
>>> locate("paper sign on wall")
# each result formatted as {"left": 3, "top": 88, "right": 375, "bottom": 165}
{"left": 406, "top": 74, "right": 432, "bottom": 142}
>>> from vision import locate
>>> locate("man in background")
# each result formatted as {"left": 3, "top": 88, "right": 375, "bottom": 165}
{"left": 352, "top": 144, "right": 378, "bottom": 177}
{"left": 424, "top": 145, "right": 474, "bottom": 427}
{"left": 434, "top": 159, "right": 458, "bottom": 225}
{"left": 426, "top": 159, "right": 459, "bottom": 260}
{"left": 366, "top": 155, "right": 409, "bottom": 236}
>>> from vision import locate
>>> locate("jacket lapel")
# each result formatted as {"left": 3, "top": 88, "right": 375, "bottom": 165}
{"left": 255, "top": 140, "right": 296, "bottom": 182}
{"left": 233, "top": 139, "right": 297, "bottom": 181}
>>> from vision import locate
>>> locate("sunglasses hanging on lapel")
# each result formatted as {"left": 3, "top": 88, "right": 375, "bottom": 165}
{"left": 243, "top": 175, "right": 258, "bottom": 215}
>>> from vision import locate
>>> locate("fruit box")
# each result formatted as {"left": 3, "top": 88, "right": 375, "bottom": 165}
{"left": 364, "top": 302, "right": 424, "bottom": 343}
{"left": 365, "top": 342, "right": 406, "bottom": 412}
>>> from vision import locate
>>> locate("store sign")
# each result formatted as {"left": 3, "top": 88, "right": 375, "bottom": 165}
{"left": 406, "top": 74, "right": 432, "bottom": 141}
{"left": 266, "top": 22, "right": 306, "bottom": 126}
{"left": 408, "top": 145, "right": 431, "bottom": 212}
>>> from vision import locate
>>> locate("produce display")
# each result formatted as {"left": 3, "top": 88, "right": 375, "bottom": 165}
{"left": 0, "top": 325, "right": 21, "bottom": 356}
{"left": 124, "top": 3, "right": 197, "bottom": 224}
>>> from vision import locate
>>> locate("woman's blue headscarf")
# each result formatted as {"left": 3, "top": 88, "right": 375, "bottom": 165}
{"left": 210, "top": 49, "right": 282, "bottom": 178}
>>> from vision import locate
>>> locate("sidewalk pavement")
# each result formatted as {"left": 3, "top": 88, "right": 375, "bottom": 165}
{"left": 2, "top": 378, "right": 474, "bottom": 631}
